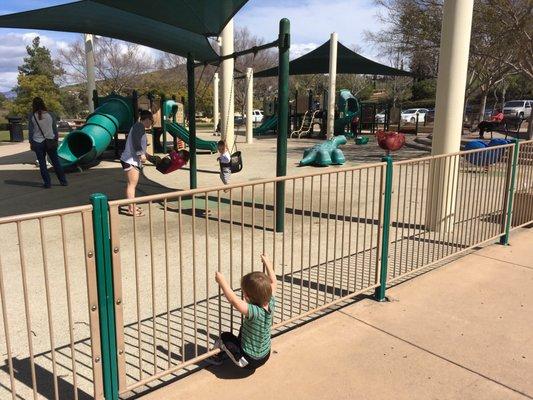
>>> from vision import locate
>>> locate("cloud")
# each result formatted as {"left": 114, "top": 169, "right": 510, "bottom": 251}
{"left": 0, "top": 31, "right": 70, "bottom": 91}
{"left": 236, "top": 0, "right": 384, "bottom": 56}
{"left": 290, "top": 42, "right": 319, "bottom": 59}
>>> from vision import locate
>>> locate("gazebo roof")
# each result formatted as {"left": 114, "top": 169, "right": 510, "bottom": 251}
{"left": 0, "top": 0, "right": 249, "bottom": 61}
{"left": 255, "top": 40, "right": 413, "bottom": 77}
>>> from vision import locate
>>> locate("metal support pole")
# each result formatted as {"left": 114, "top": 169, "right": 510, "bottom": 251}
{"left": 161, "top": 95, "right": 167, "bottom": 153}
{"left": 327, "top": 32, "right": 338, "bottom": 139}
{"left": 500, "top": 139, "right": 520, "bottom": 245}
{"left": 246, "top": 68, "right": 254, "bottom": 144}
{"left": 187, "top": 53, "right": 198, "bottom": 189}
{"left": 276, "top": 18, "right": 290, "bottom": 232}
{"left": 375, "top": 157, "right": 393, "bottom": 301}
{"left": 213, "top": 72, "right": 219, "bottom": 133}
{"left": 84, "top": 34, "right": 96, "bottom": 113}
{"left": 172, "top": 95, "right": 177, "bottom": 148}
{"left": 90, "top": 193, "right": 119, "bottom": 400}
{"left": 221, "top": 19, "right": 235, "bottom": 150}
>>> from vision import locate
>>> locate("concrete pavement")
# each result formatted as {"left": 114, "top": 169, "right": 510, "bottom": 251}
{"left": 142, "top": 227, "right": 533, "bottom": 400}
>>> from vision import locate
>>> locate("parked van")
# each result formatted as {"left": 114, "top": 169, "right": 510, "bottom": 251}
{"left": 503, "top": 100, "right": 532, "bottom": 119}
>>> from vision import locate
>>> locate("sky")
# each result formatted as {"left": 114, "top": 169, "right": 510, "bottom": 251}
{"left": 0, "top": 0, "right": 386, "bottom": 92}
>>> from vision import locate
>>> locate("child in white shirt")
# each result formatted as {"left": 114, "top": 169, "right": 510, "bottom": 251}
{"left": 217, "top": 140, "right": 231, "bottom": 185}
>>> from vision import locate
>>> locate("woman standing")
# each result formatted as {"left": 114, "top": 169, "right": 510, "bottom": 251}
{"left": 28, "top": 97, "right": 68, "bottom": 188}
{"left": 120, "top": 110, "right": 154, "bottom": 216}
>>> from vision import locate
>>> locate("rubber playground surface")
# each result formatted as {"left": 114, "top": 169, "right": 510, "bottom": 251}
{"left": 0, "top": 130, "right": 427, "bottom": 216}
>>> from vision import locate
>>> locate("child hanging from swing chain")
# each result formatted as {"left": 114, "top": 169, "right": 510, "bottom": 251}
{"left": 207, "top": 254, "right": 276, "bottom": 370}
{"left": 217, "top": 139, "right": 231, "bottom": 186}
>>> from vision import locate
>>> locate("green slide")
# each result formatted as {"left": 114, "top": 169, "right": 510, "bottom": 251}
{"left": 334, "top": 112, "right": 356, "bottom": 135}
{"left": 253, "top": 114, "right": 278, "bottom": 135}
{"left": 166, "top": 121, "right": 218, "bottom": 153}
{"left": 57, "top": 96, "right": 133, "bottom": 168}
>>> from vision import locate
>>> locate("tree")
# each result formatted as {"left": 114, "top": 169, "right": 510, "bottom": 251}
{"left": 475, "top": 0, "right": 533, "bottom": 137}
{"left": 59, "top": 36, "right": 157, "bottom": 97}
{"left": 233, "top": 27, "right": 276, "bottom": 112}
{"left": 60, "top": 90, "right": 85, "bottom": 118}
{"left": 0, "top": 93, "right": 6, "bottom": 109}
{"left": 11, "top": 74, "right": 63, "bottom": 117}
{"left": 366, "top": 0, "right": 525, "bottom": 121}
{"left": 412, "top": 79, "right": 437, "bottom": 101}
{"left": 11, "top": 36, "right": 63, "bottom": 118}
{"left": 19, "top": 36, "right": 63, "bottom": 79}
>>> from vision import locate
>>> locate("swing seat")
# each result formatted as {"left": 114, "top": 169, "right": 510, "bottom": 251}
{"left": 229, "top": 151, "right": 243, "bottom": 173}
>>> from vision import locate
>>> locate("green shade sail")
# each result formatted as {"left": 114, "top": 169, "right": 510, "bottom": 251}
{"left": 92, "top": 0, "right": 248, "bottom": 37}
{"left": 0, "top": 0, "right": 249, "bottom": 61}
{"left": 255, "top": 41, "right": 413, "bottom": 77}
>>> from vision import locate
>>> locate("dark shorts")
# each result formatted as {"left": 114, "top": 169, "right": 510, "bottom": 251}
{"left": 120, "top": 160, "right": 140, "bottom": 171}
{"left": 218, "top": 331, "right": 270, "bottom": 370}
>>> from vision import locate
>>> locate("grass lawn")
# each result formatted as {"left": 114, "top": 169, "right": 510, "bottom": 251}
{"left": 0, "top": 130, "right": 28, "bottom": 142}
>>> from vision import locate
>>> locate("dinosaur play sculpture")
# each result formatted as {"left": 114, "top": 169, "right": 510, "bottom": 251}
{"left": 299, "top": 135, "right": 347, "bottom": 167}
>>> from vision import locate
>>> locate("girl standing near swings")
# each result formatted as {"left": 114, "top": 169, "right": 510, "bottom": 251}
{"left": 120, "top": 110, "right": 154, "bottom": 216}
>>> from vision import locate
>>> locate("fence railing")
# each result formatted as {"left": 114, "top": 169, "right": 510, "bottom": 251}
{"left": 0, "top": 140, "right": 532, "bottom": 399}
{"left": 106, "top": 162, "right": 386, "bottom": 394}
{"left": 0, "top": 206, "right": 104, "bottom": 400}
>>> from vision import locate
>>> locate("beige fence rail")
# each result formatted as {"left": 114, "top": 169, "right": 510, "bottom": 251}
{"left": 1, "top": 141, "right": 532, "bottom": 399}
{"left": 107, "top": 163, "right": 386, "bottom": 393}
{"left": 388, "top": 144, "right": 515, "bottom": 281}
{"left": 512, "top": 141, "right": 533, "bottom": 229}
{"left": 0, "top": 206, "right": 103, "bottom": 400}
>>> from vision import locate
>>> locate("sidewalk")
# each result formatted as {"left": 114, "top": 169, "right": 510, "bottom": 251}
{"left": 142, "top": 228, "right": 533, "bottom": 400}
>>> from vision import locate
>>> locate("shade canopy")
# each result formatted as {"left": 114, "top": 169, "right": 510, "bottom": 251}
{"left": 255, "top": 41, "right": 413, "bottom": 77}
{"left": 0, "top": 0, "right": 249, "bottom": 61}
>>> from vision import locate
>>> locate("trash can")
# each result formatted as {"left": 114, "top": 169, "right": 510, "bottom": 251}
{"left": 7, "top": 116, "right": 24, "bottom": 142}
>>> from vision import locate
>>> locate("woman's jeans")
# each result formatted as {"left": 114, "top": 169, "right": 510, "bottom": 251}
{"left": 32, "top": 141, "right": 67, "bottom": 186}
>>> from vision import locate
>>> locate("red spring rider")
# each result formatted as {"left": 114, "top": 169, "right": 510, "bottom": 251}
{"left": 376, "top": 130, "right": 405, "bottom": 155}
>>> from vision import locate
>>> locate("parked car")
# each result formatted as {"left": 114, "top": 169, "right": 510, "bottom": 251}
{"left": 247, "top": 109, "right": 264, "bottom": 123}
{"left": 375, "top": 110, "right": 386, "bottom": 123}
{"left": 503, "top": 100, "right": 532, "bottom": 119}
{"left": 401, "top": 108, "right": 428, "bottom": 123}
{"left": 57, "top": 120, "right": 76, "bottom": 131}
{"left": 234, "top": 115, "right": 245, "bottom": 126}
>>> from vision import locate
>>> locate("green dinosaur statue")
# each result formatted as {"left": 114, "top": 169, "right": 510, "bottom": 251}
{"left": 299, "top": 135, "right": 347, "bottom": 167}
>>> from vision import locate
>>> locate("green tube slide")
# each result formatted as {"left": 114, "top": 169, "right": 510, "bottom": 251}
{"left": 334, "top": 111, "right": 356, "bottom": 135}
{"left": 253, "top": 114, "right": 278, "bottom": 135}
{"left": 166, "top": 121, "right": 218, "bottom": 153}
{"left": 57, "top": 97, "right": 133, "bottom": 168}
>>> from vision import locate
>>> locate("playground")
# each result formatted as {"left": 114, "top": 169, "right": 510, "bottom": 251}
{"left": 0, "top": 1, "right": 532, "bottom": 400}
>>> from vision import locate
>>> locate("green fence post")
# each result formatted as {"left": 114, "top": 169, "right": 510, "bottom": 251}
{"left": 375, "top": 156, "right": 393, "bottom": 301}
{"left": 500, "top": 139, "right": 520, "bottom": 245}
{"left": 90, "top": 193, "right": 119, "bottom": 400}
{"left": 275, "top": 18, "right": 290, "bottom": 233}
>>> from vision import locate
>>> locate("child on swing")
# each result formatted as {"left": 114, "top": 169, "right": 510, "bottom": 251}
{"left": 217, "top": 140, "right": 231, "bottom": 186}
{"left": 208, "top": 254, "right": 276, "bottom": 369}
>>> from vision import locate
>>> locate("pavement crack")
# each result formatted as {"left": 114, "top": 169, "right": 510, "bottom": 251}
{"left": 339, "top": 311, "right": 533, "bottom": 400}
{"left": 471, "top": 253, "right": 533, "bottom": 271}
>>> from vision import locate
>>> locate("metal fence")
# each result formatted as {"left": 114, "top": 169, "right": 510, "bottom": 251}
{"left": 0, "top": 206, "right": 103, "bottom": 400}
{"left": 107, "top": 163, "right": 385, "bottom": 394}
{"left": 512, "top": 141, "right": 533, "bottom": 229}
{"left": 388, "top": 144, "right": 515, "bottom": 281}
{"left": 0, "top": 140, "right": 532, "bottom": 399}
